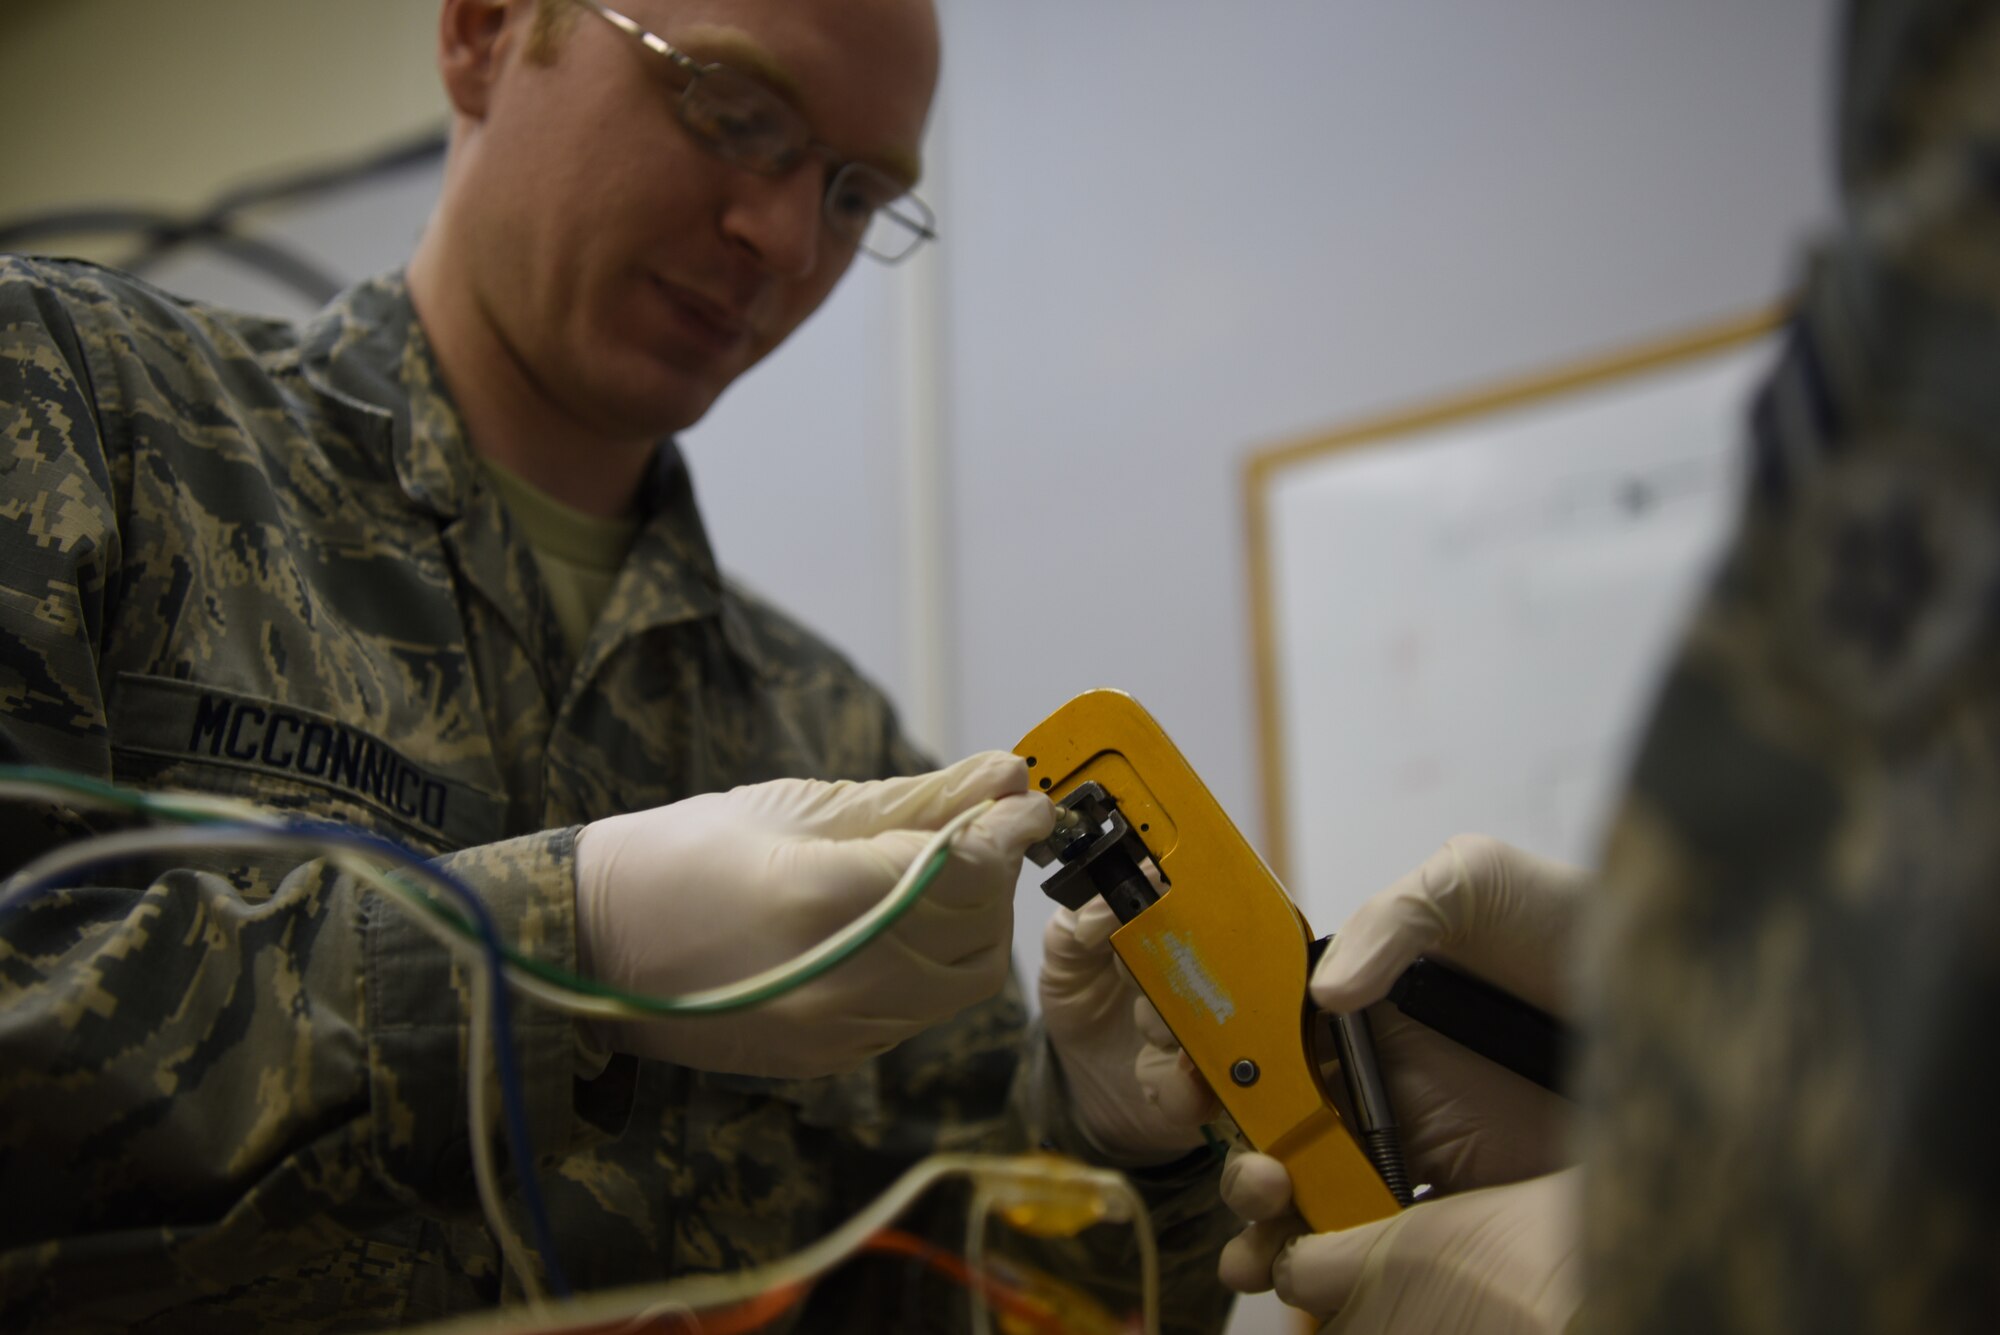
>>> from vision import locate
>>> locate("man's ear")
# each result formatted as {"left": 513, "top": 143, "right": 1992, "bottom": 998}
{"left": 436, "top": 0, "right": 521, "bottom": 119}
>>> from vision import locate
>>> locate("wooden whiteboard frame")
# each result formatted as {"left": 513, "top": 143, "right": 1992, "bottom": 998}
{"left": 1242, "top": 309, "right": 1783, "bottom": 886}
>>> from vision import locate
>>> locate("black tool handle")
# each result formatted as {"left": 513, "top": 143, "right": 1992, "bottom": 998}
{"left": 1386, "top": 956, "right": 1570, "bottom": 1095}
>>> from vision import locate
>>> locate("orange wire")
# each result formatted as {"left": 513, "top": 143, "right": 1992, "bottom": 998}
{"left": 863, "top": 1229, "right": 1069, "bottom": 1333}
{"left": 500, "top": 1228, "right": 1078, "bottom": 1335}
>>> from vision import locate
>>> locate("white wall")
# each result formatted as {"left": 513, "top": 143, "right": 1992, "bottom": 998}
{"left": 931, "top": 10, "right": 1833, "bottom": 1326}
{"left": 5, "top": 4, "right": 1840, "bottom": 1331}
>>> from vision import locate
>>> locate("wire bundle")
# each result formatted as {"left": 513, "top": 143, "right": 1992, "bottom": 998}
{"left": 0, "top": 767, "right": 1159, "bottom": 1334}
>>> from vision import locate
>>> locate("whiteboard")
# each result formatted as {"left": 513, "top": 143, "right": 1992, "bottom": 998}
{"left": 1249, "top": 318, "right": 1778, "bottom": 932}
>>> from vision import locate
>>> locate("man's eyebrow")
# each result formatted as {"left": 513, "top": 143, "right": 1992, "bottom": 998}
{"left": 676, "top": 25, "right": 925, "bottom": 188}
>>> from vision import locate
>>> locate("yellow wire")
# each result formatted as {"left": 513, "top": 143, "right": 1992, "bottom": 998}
{"left": 390, "top": 1153, "right": 1160, "bottom": 1335}
{"left": 2, "top": 778, "right": 1164, "bottom": 1329}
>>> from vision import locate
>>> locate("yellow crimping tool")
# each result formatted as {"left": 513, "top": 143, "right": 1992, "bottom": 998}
{"left": 1017, "top": 689, "right": 1402, "bottom": 1229}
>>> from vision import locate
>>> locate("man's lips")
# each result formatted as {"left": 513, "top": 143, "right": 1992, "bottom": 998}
{"left": 648, "top": 276, "right": 754, "bottom": 352}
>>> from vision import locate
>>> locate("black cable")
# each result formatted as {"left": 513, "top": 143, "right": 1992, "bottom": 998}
{"left": 206, "top": 129, "right": 446, "bottom": 221}
{"left": 0, "top": 127, "right": 447, "bottom": 306}
{"left": 0, "top": 207, "right": 179, "bottom": 252}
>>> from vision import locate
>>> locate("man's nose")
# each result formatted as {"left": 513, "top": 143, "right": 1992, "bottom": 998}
{"left": 720, "top": 164, "right": 826, "bottom": 279}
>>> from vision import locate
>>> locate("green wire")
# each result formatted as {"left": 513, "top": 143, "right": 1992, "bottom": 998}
{"left": 1, "top": 765, "right": 954, "bottom": 1015}
{"left": 400, "top": 843, "right": 955, "bottom": 1014}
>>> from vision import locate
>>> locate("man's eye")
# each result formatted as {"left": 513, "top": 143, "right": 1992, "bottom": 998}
{"left": 682, "top": 70, "right": 802, "bottom": 163}
{"left": 830, "top": 174, "right": 901, "bottom": 223}
{"left": 710, "top": 104, "right": 779, "bottom": 140}
{"left": 689, "top": 99, "right": 766, "bottom": 141}
{"left": 828, "top": 186, "right": 877, "bottom": 224}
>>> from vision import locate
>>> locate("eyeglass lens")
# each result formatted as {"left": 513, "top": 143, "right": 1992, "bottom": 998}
{"left": 679, "top": 66, "right": 932, "bottom": 261}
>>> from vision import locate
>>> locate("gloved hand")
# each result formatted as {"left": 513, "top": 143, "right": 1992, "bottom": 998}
{"left": 1222, "top": 1157, "right": 1582, "bottom": 1331}
{"left": 1210, "top": 835, "right": 1590, "bottom": 1330}
{"left": 1040, "top": 897, "right": 1218, "bottom": 1164}
{"left": 575, "top": 751, "right": 1053, "bottom": 1079}
{"left": 1311, "top": 833, "right": 1585, "bottom": 1187}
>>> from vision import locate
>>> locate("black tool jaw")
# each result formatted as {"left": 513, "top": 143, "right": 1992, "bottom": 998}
{"left": 1029, "top": 781, "right": 1163, "bottom": 921}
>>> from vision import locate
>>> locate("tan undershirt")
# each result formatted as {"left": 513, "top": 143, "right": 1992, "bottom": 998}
{"left": 479, "top": 459, "right": 640, "bottom": 659}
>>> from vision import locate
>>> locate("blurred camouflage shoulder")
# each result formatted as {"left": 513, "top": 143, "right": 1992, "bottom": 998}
{"left": 719, "top": 571, "right": 936, "bottom": 775}
{"left": 1, "top": 253, "right": 305, "bottom": 374}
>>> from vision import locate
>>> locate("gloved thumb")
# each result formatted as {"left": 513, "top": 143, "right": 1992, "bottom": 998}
{"left": 1216, "top": 1149, "right": 1304, "bottom": 1295}
{"left": 1042, "top": 896, "right": 1121, "bottom": 973}
{"left": 1273, "top": 1170, "right": 1584, "bottom": 1327}
{"left": 1312, "top": 835, "right": 1584, "bottom": 1016}
{"left": 1270, "top": 1212, "right": 1397, "bottom": 1317}
{"left": 1132, "top": 995, "right": 1218, "bottom": 1127}
{"left": 858, "top": 791, "right": 1054, "bottom": 909}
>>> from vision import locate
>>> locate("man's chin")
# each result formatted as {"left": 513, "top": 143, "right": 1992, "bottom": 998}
{"left": 586, "top": 364, "right": 728, "bottom": 440}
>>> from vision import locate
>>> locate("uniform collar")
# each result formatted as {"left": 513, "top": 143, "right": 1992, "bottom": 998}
{"left": 298, "top": 272, "right": 727, "bottom": 633}
{"left": 298, "top": 270, "right": 477, "bottom": 520}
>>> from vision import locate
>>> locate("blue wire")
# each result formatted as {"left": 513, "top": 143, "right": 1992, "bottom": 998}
{"left": 2, "top": 818, "right": 574, "bottom": 1298}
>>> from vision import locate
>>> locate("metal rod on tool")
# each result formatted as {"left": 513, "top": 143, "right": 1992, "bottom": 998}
{"left": 1332, "top": 1010, "right": 1415, "bottom": 1207}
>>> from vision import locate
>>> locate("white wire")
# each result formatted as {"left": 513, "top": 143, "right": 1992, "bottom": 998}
{"left": 660, "top": 797, "right": 994, "bottom": 1011}
{"left": 469, "top": 963, "right": 550, "bottom": 1307}
{"left": 401, "top": 1153, "right": 1159, "bottom": 1335}
{"left": 967, "top": 1178, "right": 999, "bottom": 1335}
{"left": 452, "top": 799, "right": 998, "bottom": 1297}
{"left": 0, "top": 784, "right": 1167, "bottom": 1329}
{"left": 1, "top": 781, "right": 993, "bottom": 1019}
{"left": 0, "top": 823, "right": 557, "bottom": 1295}
{"left": 272, "top": 803, "right": 1003, "bottom": 1300}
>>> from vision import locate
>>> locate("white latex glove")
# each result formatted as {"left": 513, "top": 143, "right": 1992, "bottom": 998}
{"left": 575, "top": 751, "right": 1053, "bottom": 1079}
{"left": 1212, "top": 836, "right": 1589, "bottom": 1329}
{"left": 1224, "top": 1157, "right": 1582, "bottom": 1332}
{"left": 1040, "top": 897, "right": 1217, "bottom": 1164}
{"left": 1312, "top": 833, "right": 1582, "bottom": 1026}
{"left": 1312, "top": 834, "right": 1586, "bottom": 1188}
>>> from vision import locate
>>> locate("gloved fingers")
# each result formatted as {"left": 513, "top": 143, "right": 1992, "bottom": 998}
{"left": 1368, "top": 1005, "right": 1574, "bottom": 1190}
{"left": 760, "top": 821, "right": 1019, "bottom": 967}
{"left": 1278, "top": 1172, "right": 1584, "bottom": 1328}
{"left": 1309, "top": 841, "right": 1475, "bottom": 1013}
{"left": 1269, "top": 1212, "right": 1401, "bottom": 1318}
{"left": 1042, "top": 897, "right": 1121, "bottom": 969}
{"left": 803, "top": 810, "right": 1030, "bottom": 929}
{"left": 1131, "top": 991, "right": 1218, "bottom": 1124}
{"left": 795, "top": 945, "right": 1010, "bottom": 1020}
{"left": 880, "top": 898, "right": 1017, "bottom": 978}
{"left": 855, "top": 792, "right": 1052, "bottom": 913}
{"left": 937, "top": 791, "right": 1058, "bottom": 870}
{"left": 1422, "top": 835, "right": 1585, "bottom": 1018}
{"left": 1310, "top": 835, "right": 1585, "bottom": 1017}
{"left": 1037, "top": 901, "right": 1131, "bottom": 1020}
{"left": 1218, "top": 1217, "right": 1302, "bottom": 1295}
{"left": 832, "top": 936, "right": 1013, "bottom": 1023}
{"left": 1032, "top": 907, "right": 1144, "bottom": 1055}
{"left": 790, "top": 751, "right": 1032, "bottom": 839}
{"left": 1133, "top": 994, "right": 1177, "bottom": 1049}
{"left": 1220, "top": 1148, "right": 1295, "bottom": 1222}
{"left": 1134, "top": 1031, "right": 1218, "bottom": 1128}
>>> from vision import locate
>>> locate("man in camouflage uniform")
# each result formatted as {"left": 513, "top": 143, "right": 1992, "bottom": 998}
{"left": 1198, "top": 0, "right": 2000, "bottom": 1330}
{"left": 0, "top": 0, "right": 1235, "bottom": 1329}
{"left": 1578, "top": 0, "right": 2000, "bottom": 1325}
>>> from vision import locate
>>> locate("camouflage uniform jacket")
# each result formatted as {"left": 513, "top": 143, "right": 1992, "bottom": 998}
{"left": 1579, "top": 0, "right": 2000, "bottom": 1329}
{"left": 0, "top": 259, "right": 1233, "bottom": 1333}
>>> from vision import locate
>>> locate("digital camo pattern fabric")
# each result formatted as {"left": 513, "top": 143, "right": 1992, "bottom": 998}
{"left": 0, "top": 260, "right": 1234, "bottom": 1333}
{"left": 1579, "top": 0, "right": 2000, "bottom": 1330}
